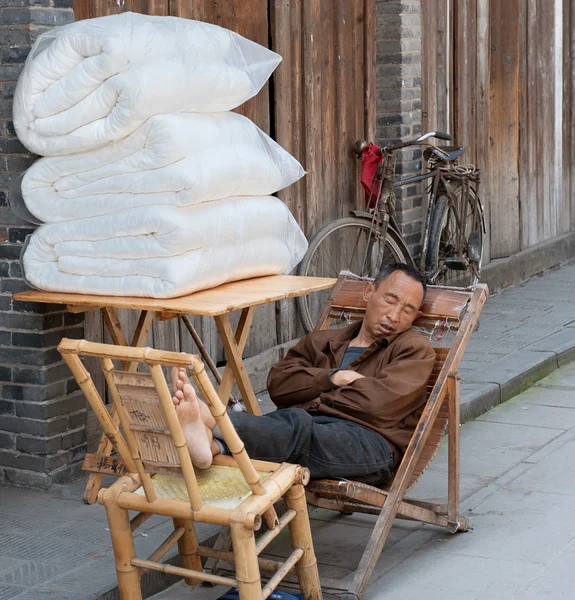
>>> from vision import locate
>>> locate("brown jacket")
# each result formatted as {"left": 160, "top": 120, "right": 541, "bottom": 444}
{"left": 267, "top": 321, "right": 435, "bottom": 458}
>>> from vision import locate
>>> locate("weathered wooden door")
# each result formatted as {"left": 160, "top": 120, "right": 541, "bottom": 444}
{"left": 422, "top": 0, "right": 575, "bottom": 262}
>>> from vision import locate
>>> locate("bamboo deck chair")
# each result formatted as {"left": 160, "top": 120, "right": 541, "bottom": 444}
{"left": 305, "top": 272, "right": 488, "bottom": 599}
{"left": 58, "top": 339, "right": 322, "bottom": 600}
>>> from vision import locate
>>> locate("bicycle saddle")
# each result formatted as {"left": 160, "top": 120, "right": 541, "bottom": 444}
{"left": 424, "top": 145, "right": 465, "bottom": 162}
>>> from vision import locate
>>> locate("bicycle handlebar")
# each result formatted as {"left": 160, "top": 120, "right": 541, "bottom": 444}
{"left": 416, "top": 131, "right": 452, "bottom": 142}
{"left": 354, "top": 131, "right": 454, "bottom": 157}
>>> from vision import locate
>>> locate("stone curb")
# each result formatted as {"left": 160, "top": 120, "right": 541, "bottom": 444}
{"left": 459, "top": 334, "right": 575, "bottom": 424}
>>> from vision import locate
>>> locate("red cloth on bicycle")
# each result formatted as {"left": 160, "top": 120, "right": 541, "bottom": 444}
{"left": 360, "top": 142, "right": 383, "bottom": 209}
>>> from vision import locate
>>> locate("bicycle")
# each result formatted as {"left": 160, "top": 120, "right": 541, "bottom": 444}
{"left": 296, "top": 131, "right": 485, "bottom": 333}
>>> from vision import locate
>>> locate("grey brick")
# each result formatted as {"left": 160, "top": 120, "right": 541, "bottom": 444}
{"left": 67, "top": 409, "right": 86, "bottom": 430}
{"left": 0, "top": 414, "right": 68, "bottom": 436}
{"left": 8, "top": 261, "right": 23, "bottom": 278}
{"left": 0, "top": 245, "right": 22, "bottom": 260}
{"left": 0, "top": 449, "right": 52, "bottom": 472}
{"left": 0, "top": 27, "right": 30, "bottom": 50}
{"left": 0, "top": 7, "right": 31, "bottom": 24}
{"left": 2, "top": 466, "right": 51, "bottom": 488}
{"left": 0, "top": 45, "right": 31, "bottom": 65}
{"left": 0, "top": 82, "right": 17, "bottom": 99}
{"left": 0, "top": 279, "right": 31, "bottom": 295}
{"left": 0, "top": 431, "right": 15, "bottom": 449}
{"left": 0, "top": 138, "right": 28, "bottom": 154}
{"left": 4, "top": 155, "right": 36, "bottom": 172}
{"left": 16, "top": 432, "right": 59, "bottom": 454}
{"left": 5, "top": 381, "right": 66, "bottom": 403}
{"left": 0, "top": 311, "right": 63, "bottom": 330}
{"left": 0, "top": 347, "right": 62, "bottom": 367}
{"left": 12, "top": 363, "right": 71, "bottom": 385}
{"left": 61, "top": 427, "right": 85, "bottom": 450}
{"left": 12, "top": 328, "right": 70, "bottom": 348}
{"left": 30, "top": 7, "right": 73, "bottom": 25}
{"left": 377, "top": 2, "right": 420, "bottom": 15}
{"left": 14, "top": 390, "right": 85, "bottom": 418}
{"left": 0, "top": 401, "right": 15, "bottom": 416}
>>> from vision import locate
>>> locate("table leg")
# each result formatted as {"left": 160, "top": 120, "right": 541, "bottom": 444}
{"left": 83, "top": 308, "right": 154, "bottom": 503}
{"left": 215, "top": 307, "right": 261, "bottom": 416}
{"left": 179, "top": 315, "right": 222, "bottom": 384}
{"left": 128, "top": 311, "right": 154, "bottom": 372}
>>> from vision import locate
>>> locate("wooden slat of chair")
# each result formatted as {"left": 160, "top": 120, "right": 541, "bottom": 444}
{"left": 306, "top": 272, "right": 488, "bottom": 599}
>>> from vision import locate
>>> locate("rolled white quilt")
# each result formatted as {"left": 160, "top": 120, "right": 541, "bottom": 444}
{"left": 22, "top": 197, "right": 308, "bottom": 298}
{"left": 13, "top": 12, "right": 281, "bottom": 156}
{"left": 20, "top": 112, "right": 305, "bottom": 223}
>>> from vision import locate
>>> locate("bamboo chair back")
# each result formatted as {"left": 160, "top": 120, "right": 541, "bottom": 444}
{"left": 58, "top": 340, "right": 271, "bottom": 510}
{"left": 314, "top": 272, "right": 475, "bottom": 491}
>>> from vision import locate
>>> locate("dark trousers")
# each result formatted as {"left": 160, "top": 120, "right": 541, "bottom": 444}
{"left": 227, "top": 408, "right": 395, "bottom": 487}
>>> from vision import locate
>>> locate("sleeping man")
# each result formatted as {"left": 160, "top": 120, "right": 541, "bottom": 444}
{"left": 171, "top": 263, "right": 435, "bottom": 486}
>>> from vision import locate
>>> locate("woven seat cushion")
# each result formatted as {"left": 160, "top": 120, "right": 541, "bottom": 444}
{"left": 136, "top": 465, "right": 271, "bottom": 510}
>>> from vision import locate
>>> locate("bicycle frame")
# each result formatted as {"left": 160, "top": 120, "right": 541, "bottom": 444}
{"left": 363, "top": 134, "right": 484, "bottom": 279}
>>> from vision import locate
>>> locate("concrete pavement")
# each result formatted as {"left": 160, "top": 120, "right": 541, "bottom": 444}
{"left": 1, "top": 262, "right": 574, "bottom": 599}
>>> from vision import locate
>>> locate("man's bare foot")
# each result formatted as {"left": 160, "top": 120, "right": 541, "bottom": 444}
{"left": 173, "top": 381, "right": 214, "bottom": 469}
{"left": 172, "top": 367, "right": 216, "bottom": 429}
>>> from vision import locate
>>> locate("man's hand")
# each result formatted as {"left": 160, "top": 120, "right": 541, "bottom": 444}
{"left": 330, "top": 369, "right": 365, "bottom": 387}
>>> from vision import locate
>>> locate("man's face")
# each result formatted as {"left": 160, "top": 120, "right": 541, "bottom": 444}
{"left": 362, "top": 271, "right": 424, "bottom": 342}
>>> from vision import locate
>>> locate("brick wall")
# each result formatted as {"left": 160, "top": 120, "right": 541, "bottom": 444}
{"left": 375, "top": 0, "right": 423, "bottom": 259}
{"left": 0, "top": 0, "right": 86, "bottom": 489}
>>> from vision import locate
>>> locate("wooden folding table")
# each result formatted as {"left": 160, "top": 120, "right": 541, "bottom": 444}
{"left": 14, "top": 275, "right": 335, "bottom": 502}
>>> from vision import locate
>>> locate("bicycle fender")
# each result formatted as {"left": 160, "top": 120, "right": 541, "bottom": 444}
{"left": 350, "top": 209, "right": 376, "bottom": 220}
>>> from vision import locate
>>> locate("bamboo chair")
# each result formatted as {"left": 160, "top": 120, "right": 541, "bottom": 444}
{"left": 58, "top": 339, "right": 322, "bottom": 600}
{"left": 304, "top": 272, "right": 488, "bottom": 599}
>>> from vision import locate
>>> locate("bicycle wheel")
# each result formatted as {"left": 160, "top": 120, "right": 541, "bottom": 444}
{"left": 296, "top": 216, "right": 409, "bottom": 333}
{"left": 425, "top": 183, "right": 483, "bottom": 287}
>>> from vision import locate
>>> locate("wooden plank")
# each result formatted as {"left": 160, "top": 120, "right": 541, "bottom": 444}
{"left": 550, "top": 0, "right": 565, "bottom": 238}
{"left": 476, "top": 0, "right": 490, "bottom": 264}
{"left": 83, "top": 452, "right": 129, "bottom": 477}
{"left": 302, "top": 0, "right": 323, "bottom": 235}
{"left": 72, "top": 0, "right": 95, "bottom": 20}
{"left": 518, "top": 0, "right": 536, "bottom": 249}
{"left": 538, "top": 0, "right": 554, "bottom": 243}
{"left": 566, "top": 0, "right": 575, "bottom": 232}
{"left": 84, "top": 310, "right": 107, "bottom": 452}
{"left": 363, "top": 0, "right": 376, "bottom": 143}
{"left": 487, "top": 0, "right": 520, "bottom": 258}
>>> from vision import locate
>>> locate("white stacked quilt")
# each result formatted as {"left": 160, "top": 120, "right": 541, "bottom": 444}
{"left": 22, "top": 197, "right": 308, "bottom": 298}
{"left": 13, "top": 12, "right": 281, "bottom": 155}
{"left": 21, "top": 112, "right": 305, "bottom": 223}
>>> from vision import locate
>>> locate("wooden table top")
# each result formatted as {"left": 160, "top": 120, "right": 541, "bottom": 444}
{"left": 13, "top": 275, "right": 337, "bottom": 317}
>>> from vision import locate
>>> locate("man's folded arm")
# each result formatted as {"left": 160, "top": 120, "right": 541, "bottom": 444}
{"left": 267, "top": 337, "right": 335, "bottom": 408}
{"left": 323, "top": 342, "right": 435, "bottom": 425}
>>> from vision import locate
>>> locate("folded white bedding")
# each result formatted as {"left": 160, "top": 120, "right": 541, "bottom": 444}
{"left": 21, "top": 112, "right": 305, "bottom": 223}
{"left": 13, "top": 12, "right": 281, "bottom": 156}
{"left": 22, "top": 197, "right": 308, "bottom": 298}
